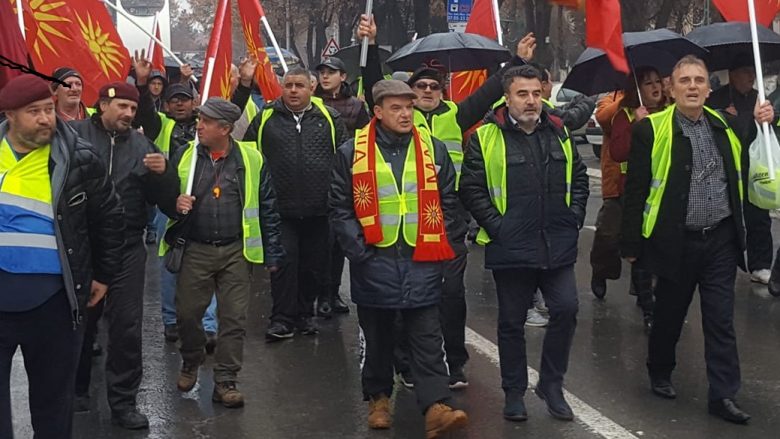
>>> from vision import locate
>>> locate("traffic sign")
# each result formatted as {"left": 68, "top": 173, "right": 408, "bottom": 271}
{"left": 322, "top": 38, "right": 340, "bottom": 58}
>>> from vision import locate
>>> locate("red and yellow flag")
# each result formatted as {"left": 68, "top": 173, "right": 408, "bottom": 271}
{"left": 237, "top": 0, "right": 282, "bottom": 102}
{"left": 202, "top": 0, "right": 232, "bottom": 99}
{"left": 13, "top": 0, "right": 131, "bottom": 104}
{"left": 712, "top": 0, "right": 780, "bottom": 27}
{"left": 0, "top": 0, "right": 30, "bottom": 89}
{"left": 449, "top": 0, "right": 497, "bottom": 103}
{"left": 147, "top": 15, "right": 166, "bottom": 75}
{"left": 585, "top": 0, "right": 628, "bottom": 73}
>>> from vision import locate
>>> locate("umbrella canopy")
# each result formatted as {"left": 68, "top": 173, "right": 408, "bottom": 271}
{"left": 331, "top": 44, "right": 393, "bottom": 81}
{"left": 686, "top": 22, "right": 780, "bottom": 71}
{"left": 563, "top": 29, "right": 708, "bottom": 96}
{"left": 386, "top": 32, "right": 511, "bottom": 73}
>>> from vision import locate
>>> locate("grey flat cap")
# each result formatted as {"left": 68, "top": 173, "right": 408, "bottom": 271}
{"left": 372, "top": 79, "right": 418, "bottom": 103}
{"left": 198, "top": 97, "right": 242, "bottom": 124}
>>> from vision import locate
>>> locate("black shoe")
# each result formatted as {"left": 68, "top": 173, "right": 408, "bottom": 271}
{"left": 91, "top": 342, "right": 103, "bottom": 357}
{"left": 145, "top": 230, "right": 157, "bottom": 245}
{"left": 503, "top": 391, "right": 527, "bottom": 422}
{"left": 297, "top": 317, "right": 319, "bottom": 336}
{"left": 73, "top": 394, "right": 90, "bottom": 413}
{"left": 448, "top": 365, "right": 469, "bottom": 390}
{"left": 534, "top": 384, "right": 574, "bottom": 421}
{"left": 591, "top": 277, "right": 607, "bottom": 299}
{"left": 643, "top": 315, "right": 654, "bottom": 335}
{"left": 650, "top": 377, "right": 677, "bottom": 399}
{"left": 205, "top": 332, "right": 217, "bottom": 355}
{"left": 332, "top": 295, "right": 350, "bottom": 314}
{"left": 111, "top": 409, "right": 149, "bottom": 430}
{"left": 317, "top": 300, "right": 333, "bottom": 319}
{"left": 164, "top": 324, "right": 179, "bottom": 343}
{"left": 265, "top": 321, "right": 295, "bottom": 342}
{"left": 708, "top": 398, "right": 750, "bottom": 424}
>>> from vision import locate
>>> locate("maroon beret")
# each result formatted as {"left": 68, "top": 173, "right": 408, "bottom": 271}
{"left": 0, "top": 74, "right": 53, "bottom": 112}
{"left": 98, "top": 82, "right": 139, "bottom": 103}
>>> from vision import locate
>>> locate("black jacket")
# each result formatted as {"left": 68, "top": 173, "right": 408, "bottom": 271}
{"left": 0, "top": 119, "right": 125, "bottom": 321}
{"left": 70, "top": 114, "right": 180, "bottom": 237}
{"left": 135, "top": 84, "right": 198, "bottom": 158}
{"left": 166, "top": 139, "right": 286, "bottom": 266}
{"left": 244, "top": 98, "right": 348, "bottom": 218}
{"left": 316, "top": 82, "right": 370, "bottom": 132}
{"left": 548, "top": 95, "right": 597, "bottom": 131}
{"left": 621, "top": 108, "right": 753, "bottom": 280}
{"left": 459, "top": 107, "right": 589, "bottom": 270}
{"left": 329, "top": 124, "right": 460, "bottom": 308}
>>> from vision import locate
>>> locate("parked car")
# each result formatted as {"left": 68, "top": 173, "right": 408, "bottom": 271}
{"left": 551, "top": 84, "right": 588, "bottom": 144}
{"left": 586, "top": 116, "right": 603, "bottom": 159}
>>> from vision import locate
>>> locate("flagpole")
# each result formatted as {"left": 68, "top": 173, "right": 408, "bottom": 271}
{"left": 360, "top": 0, "right": 374, "bottom": 67}
{"left": 260, "top": 15, "right": 288, "bottom": 73}
{"left": 15, "top": 0, "right": 25, "bottom": 40}
{"left": 185, "top": 55, "right": 216, "bottom": 196}
{"left": 747, "top": 0, "right": 774, "bottom": 180}
{"left": 491, "top": 0, "right": 502, "bottom": 46}
{"left": 147, "top": 12, "right": 159, "bottom": 60}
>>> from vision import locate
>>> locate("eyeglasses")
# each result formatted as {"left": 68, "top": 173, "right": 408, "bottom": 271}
{"left": 413, "top": 82, "right": 441, "bottom": 91}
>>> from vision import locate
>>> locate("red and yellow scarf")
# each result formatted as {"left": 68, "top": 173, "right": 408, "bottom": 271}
{"left": 352, "top": 118, "right": 455, "bottom": 262}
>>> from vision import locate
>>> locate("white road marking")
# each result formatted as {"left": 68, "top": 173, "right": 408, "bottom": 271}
{"left": 465, "top": 327, "right": 639, "bottom": 439}
{"left": 587, "top": 168, "right": 602, "bottom": 179}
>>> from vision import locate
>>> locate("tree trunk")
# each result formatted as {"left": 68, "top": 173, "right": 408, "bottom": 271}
{"left": 413, "top": 0, "right": 431, "bottom": 37}
{"left": 654, "top": 0, "right": 676, "bottom": 29}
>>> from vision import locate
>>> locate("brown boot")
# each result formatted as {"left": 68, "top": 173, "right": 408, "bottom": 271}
{"left": 212, "top": 381, "right": 244, "bottom": 408}
{"left": 425, "top": 403, "right": 468, "bottom": 439}
{"left": 176, "top": 362, "right": 199, "bottom": 392}
{"left": 367, "top": 394, "right": 392, "bottom": 429}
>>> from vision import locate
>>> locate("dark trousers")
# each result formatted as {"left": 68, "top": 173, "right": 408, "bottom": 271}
{"left": 493, "top": 266, "right": 578, "bottom": 393}
{"left": 743, "top": 200, "right": 773, "bottom": 272}
{"left": 0, "top": 292, "right": 83, "bottom": 439}
{"left": 177, "top": 241, "right": 251, "bottom": 383}
{"left": 74, "top": 239, "right": 145, "bottom": 413}
{"left": 439, "top": 253, "right": 469, "bottom": 369}
{"left": 74, "top": 302, "right": 103, "bottom": 396}
{"left": 319, "top": 235, "right": 346, "bottom": 304}
{"left": 358, "top": 305, "right": 451, "bottom": 413}
{"left": 648, "top": 221, "right": 741, "bottom": 401}
{"left": 270, "top": 217, "right": 330, "bottom": 326}
{"left": 590, "top": 198, "right": 623, "bottom": 280}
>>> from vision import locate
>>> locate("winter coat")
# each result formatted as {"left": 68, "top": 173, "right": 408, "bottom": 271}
{"left": 316, "top": 82, "right": 370, "bottom": 132}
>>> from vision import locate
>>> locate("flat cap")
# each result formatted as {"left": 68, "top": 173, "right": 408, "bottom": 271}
{"left": 315, "top": 57, "right": 347, "bottom": 73}
{"left": 165, "top": 83, "right": 194, "bottom": 101}
{"left": 198, "top": 97, "right": 242, "bottom": 124}
{"left": 407, "top": 67, "right": 444, "bottom": 86}
{"left": 0, "top": 74, "right": 54, "bottom": 112}
{"left": 99, "top": 82, "right": 139, "bottom": 103}
{"left": 372, "top": 79, "right": 418, "bottom": 103}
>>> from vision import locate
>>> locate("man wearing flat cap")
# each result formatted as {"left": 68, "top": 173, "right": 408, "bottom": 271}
{"left": 69, "top": 81, "right": 179, "bottom": 429}
{"left": 51, "top": 67, "right": 93, "bottom": 122}
{"left": 329, "top": 80, "right": 467, "bottom": 437}
{"left": 0, "top": 74, "right": 124, "bottom": 438}
{"left": 165, "top": 97, "right": 285, "bottom": 408}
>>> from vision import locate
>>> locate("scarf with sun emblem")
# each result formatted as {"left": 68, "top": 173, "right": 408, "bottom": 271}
{"left": 352, "top": 118, "right": 455, "bottom": 262}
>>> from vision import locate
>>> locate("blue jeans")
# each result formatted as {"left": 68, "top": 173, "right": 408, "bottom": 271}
{"left": 155, "top": 211, "right": 218, "bottom": 333}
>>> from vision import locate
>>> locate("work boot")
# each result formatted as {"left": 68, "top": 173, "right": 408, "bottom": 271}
{"left": 367, "top": 394, "right": 392, "bottom": 429}
{"left": 164, "top": 324, "right": 179, "bottom": 343}
{"left": 424, "top": 403, "right": 468, "bottom": 438}
{"left": 591, "top": 277, "right": 607, "bottom": 299}
{"left": 212, "top": 381, "right": 245, "bottom": 408}
{"left": 332, "top": 295, "right": 350, "bottom": 314}
{"left": 177, "top": 361, "right": 200, "bottom": 392}
{"left": 503, "top": 391, "right": 527, "bottom": 422}
{"left": 111, "top": 408, "right": 149, "bottom": 430}
{"left": 205, "top": 332, "right": 217, "bottom": 355}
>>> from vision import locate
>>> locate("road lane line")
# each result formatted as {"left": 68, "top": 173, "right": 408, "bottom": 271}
{"left": 464, "top": 327, "right": 639, "bottom": 439}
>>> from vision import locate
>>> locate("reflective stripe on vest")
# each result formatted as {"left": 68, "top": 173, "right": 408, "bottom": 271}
{"left": 641, "top": 105, "right": 743, "bottom": 238}
{"left": 0, "top": 140, "right": 62, "bottom": 274}
{"left": 153, "top": 114, "right": 177, "bottom": 158}
{"left": 355, "top": 126, "right": 437, "bottom": 247}
{"left": 256, "top": 96, "right": 335, "bottom": 151}
{"left": 618, "top": 107, "right": 636, "bottom": 175}
{"left": 159, "top": 141, "right": 265, "bottom": 263}
{"left": 413, "top": 101, "right": 463, "bottom": 185}
{"left": 473, "top": 122, "right": 573, "bottom": 245}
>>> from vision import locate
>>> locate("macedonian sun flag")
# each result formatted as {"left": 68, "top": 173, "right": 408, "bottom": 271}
{"left": 449, "top": 0, "right": 497, "bottom": 103}
{"left": 201, "top": 0, "right": 232, "bottom": 99}
{"left": 13, "top": 0, "right": 131, "bottom": 104}
{"left": 237, "top": 0, "right": 282, "bottom": 101}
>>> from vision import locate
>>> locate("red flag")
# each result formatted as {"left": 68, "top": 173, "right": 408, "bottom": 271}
{"left": 450, "top": 0, "right": 497, "bottom": 103}
{"left": 237, "top": 0, "right": 282, "bottom": 101}
{"left": 586, "top": 0, "right": 628, "bottom": 73}
{"left": 202, "top": 0, "right": 232, "bottom": 99}
{"left": 0, "top": 0, "right": 29, "bottom": 89}
{"left": 147, "top": 16, "right": 166, "bottom": 75}
{"left": 14, "top": 0, "right": 131, "bottom": 104}
{"left": 712, "top": 0, "right": 780, "bottom": 27}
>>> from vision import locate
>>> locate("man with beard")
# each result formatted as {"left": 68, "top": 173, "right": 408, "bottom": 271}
{"left": 51, "top": 67, "right": 93, "bottom": 122}
{"left": 0, "top": 74, "right": 124, "bottom": 439}
{"left": 69, "top": 82, "right": 179, "bottom": 429}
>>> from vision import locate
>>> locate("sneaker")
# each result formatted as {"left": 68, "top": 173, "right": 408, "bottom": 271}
{"left": 398, "top": 371, "right": 415, "bottom": 389}
{"left": 297, "top": 317, "right": 319, "bottom": 336}
{"left": 448, "top": 366, "right": 469, "bottom": 390}
{"left": 751, "top": 269, "right": 771, "bottom": 285}
{"left": 177, "top": 361, "right": 200, "bottom": 392}
{"left": 164, "top": 324, "right": 179, "bottom": 343}
{"left": 265, "top": 321, "right": 295, "bottom": 342}
{"left": 424, "top": 403, "right": 468, "bottom": 438}
{"left": 525, "top": 308, "right": 549, "bottom": 327}
{"left": 212, "top": 381, "right": 244, "bottom": 408}
{"left": 368, "top": 394, "right": 392, "bottom": 429}
{"left": 111, "top": 409, "right": 149, "bottom": 430}
{"left": 205, "top": 332, "right": 217, "bottom": 355}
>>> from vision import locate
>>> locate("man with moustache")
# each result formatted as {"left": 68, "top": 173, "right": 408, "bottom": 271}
{"left": 0, "top": 74, "right": 124, "bottom": 439}
{"left": 69, "top": 82, "right": 179, "bottom": 429}
{"left": 51, "top": 67, "right": 93, "bottom": 122}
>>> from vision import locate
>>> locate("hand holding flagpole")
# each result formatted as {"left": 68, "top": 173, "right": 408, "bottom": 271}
{"left": 747, "top": 0, "right": 774, "bottom": 180}
{"left": 360, "top": 0, "right": 374, "bottom": 67}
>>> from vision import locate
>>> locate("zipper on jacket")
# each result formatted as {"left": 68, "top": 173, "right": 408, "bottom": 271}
{"left": 108, "top": 133, "right": 116, "bottom": 175}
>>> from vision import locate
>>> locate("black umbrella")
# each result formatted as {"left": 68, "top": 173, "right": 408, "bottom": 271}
{"left": 332, "top": 44, "right": 393, "bottom": 80}
{"left": 386, "top": 32, "right": 511, "bottom": 72}
{"left": 562, "top": 29, "right": 708, "bottom": 96}
{"left": 686, "top": 22, "right": 780, "bottom": 71}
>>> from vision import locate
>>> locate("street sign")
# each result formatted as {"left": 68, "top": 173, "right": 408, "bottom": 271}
{"left": 322, "top": 38, "right": 340, "bottom": 58}
{"left": 447, "top": 0, "right": 472, "bottom": 24}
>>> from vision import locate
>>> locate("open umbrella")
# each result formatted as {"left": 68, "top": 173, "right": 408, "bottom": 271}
{"left": 332, "top": 44, "right": 393, "bottom": 80}
{"left": 386, "top": 32, "right": 510, "bottom": 73}
{"left": 686, "top": 22, "right": 780, "bottom": 71}
{"left": 563, "top": 29, "right": 708, "bottom": 96}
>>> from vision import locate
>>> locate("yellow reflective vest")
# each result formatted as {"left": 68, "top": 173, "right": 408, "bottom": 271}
{"left": 255, "top": 96, "right": 336, "bottom": 150}
{"left": 414, "top": 101, "right": 463, "bottom": 185}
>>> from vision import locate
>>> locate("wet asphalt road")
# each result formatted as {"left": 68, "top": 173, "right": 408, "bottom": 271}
{"left": 10, "top": 143, "right": 780, "bottom": 438}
